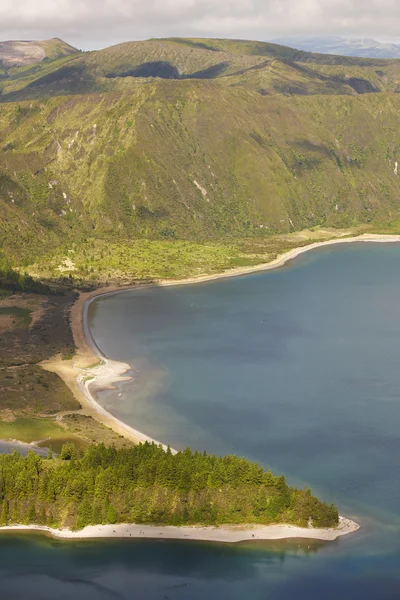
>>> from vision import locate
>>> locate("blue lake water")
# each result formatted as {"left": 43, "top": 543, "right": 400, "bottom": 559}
{"left": 2, "top": 243, "right": 400, "bottom": 598}
{"left": 0, "top": 441, "right": 47, "bottom": 456}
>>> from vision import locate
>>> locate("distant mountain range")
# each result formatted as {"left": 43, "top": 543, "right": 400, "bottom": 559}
{"left": 271, "top": 36, "right": 400, "bottom": 59}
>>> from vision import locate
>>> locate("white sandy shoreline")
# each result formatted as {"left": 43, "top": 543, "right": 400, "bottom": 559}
{"left": 0, "top": 516, "right": 359, "bottom": 543}
{"left": 19, "top": 232, "right": 384, "bottom": 545}
{"left": 79, "top": 301, "right": 174, "bottom": 451}
{"left": 33, "top": 232, "right": 399, "bottom": 546}
{"left": 70, "top": 233, "right": 400, "bottom": 542}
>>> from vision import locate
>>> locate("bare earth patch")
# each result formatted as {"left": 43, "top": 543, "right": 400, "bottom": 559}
{"left": 57, "top": 257, "right": 76, "bottom": 273}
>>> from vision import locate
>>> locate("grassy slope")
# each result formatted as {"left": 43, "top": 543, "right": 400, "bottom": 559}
{"left": 37, "top": 38, "right": 79, "bottom": 60}
{"left": 2, "top": 87, "right": 400, "bottom": 267}
{"left": 164, "top": 37, "right": 390, "bottom": 64}
{"left": 1, "top": 37, "right": 400, "bottom": 276}
{"left": 0, "top": 289, "right": 133, "bottom": 449}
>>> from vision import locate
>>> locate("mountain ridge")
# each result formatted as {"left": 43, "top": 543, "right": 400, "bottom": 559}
{"left": 2, "top": 36, "right": 400, "bottom": 103}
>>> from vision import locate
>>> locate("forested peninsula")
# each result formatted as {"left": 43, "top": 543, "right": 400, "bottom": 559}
{"left": 0, "top": 442, "right": 338, "bottom": 530}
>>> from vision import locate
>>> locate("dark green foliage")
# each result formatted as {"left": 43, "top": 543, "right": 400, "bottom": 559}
{"left": 0, "top": 444, "right": 338, "bottom": 530}
{"left": 59, "top": 442, "right": 79, "bottom": 461}
{"left": 0, "top": 255, "right": 52, "bottom": 295}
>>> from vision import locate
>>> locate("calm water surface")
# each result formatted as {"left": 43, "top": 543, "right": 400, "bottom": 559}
{"left": 0, "top": 441, "right": 47, "bottom": 456}
{"left": 3, "top": 243, "right": 400, "bottom": 598}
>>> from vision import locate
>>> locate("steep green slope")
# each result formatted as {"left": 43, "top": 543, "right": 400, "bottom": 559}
{"left": 1, "top": 84, "right": 400, "bottom": 269}
{"left": 2, "top": 37, "right": 400, "bottom": 278}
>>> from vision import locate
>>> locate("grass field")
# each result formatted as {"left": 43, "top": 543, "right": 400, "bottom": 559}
{"left": 0, "top": 413, "right": 134, "bottom": 452}
{"left": 0, "top": 417, "right": 67, "bottom": 443}
{"left": 0, "top": 416, "right": 93, "bottom": 453}
{"left": 26, "top": 227, "right": 362, "bottom": 283}
{"left": 60, "top": 414, "right": 132, "bottom": 449}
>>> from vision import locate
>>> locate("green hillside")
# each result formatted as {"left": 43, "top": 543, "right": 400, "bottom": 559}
{"left": 1, "top": 38, "right": 400, "bottom": 278}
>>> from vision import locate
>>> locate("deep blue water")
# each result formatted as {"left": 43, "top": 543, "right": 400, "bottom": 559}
{"left": 2, "top": 243, "right": 400, "bottom": 598}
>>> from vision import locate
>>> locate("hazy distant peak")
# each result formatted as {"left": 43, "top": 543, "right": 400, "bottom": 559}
{"left": 270, "top": 36, "right": 400, "bottom": 59}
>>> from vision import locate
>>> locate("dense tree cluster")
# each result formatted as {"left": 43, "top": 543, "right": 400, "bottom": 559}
{"left": 0, "top": 443, "right": 338, "bottom": 530}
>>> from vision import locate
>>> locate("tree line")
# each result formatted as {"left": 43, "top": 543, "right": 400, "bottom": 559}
{"left": 0, "top": 442, "right": 338, "bottom": 530}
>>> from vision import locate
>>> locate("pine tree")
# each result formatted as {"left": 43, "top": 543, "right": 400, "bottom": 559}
{"left": 27, "top": 504, "right": 36, "bottom": 524}
{"left": 40, "top": 506, "right": 47, "bottom": 525}
{"left": 107, "top": 504, "right": 117, "bottom": 525}
{"left": 0, "top": 443, "right": 339, "bottom": 530}
{"left": 76, "top": 497, "right": 93, "bottom": 529}
{"left": 1, "top": 500, "right": 8, "bottom": 525}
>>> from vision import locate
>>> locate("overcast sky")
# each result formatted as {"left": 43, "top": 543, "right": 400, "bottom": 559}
{"left": 0, "top": 0, "right": 399, "bottom": 50}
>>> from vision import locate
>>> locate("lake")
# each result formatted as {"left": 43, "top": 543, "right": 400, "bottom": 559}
{"left": 2, "top": 243, "right": 400, "bottom": 598}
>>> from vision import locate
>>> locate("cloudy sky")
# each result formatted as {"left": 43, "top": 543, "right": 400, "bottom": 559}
{"left": 0, "top": 0, "right": 399, "bottom": 50}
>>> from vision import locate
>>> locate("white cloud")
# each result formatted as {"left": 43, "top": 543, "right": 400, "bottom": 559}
{"left": 0, "top": 0, "right": 400, "bottom": 49}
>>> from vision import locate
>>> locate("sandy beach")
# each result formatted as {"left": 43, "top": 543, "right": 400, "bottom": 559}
{"left": 77, "top": 355, "right": 174, "bottom": 451}
{"left": 0, "top": 516, "right": 359, "bottom": 543}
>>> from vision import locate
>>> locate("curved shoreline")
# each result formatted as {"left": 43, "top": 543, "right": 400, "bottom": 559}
{"left": 75, "top": 233, "right": 400, "bottom": 450}
{"left": 36, "top": 232, "right": 389, "bottom": 543}
{"left": 78, "top": 298, "right": 174, "bottom": 451}
{"left": 46, "top": 232, "right": 400, "bottom": 451}
{"left": 0, "top": 516, "right": 360, "bottom": 543}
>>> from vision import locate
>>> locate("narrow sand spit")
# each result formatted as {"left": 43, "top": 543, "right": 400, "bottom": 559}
{"left": 0, "top": 516, "right": 359, "bottom": 543}
{"left": 77, "top": 356, "right": 173, "bottom": 451}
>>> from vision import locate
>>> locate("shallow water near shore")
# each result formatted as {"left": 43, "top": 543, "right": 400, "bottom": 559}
{"left": 3, "top": 242, "right": 400, "bottom": 598}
